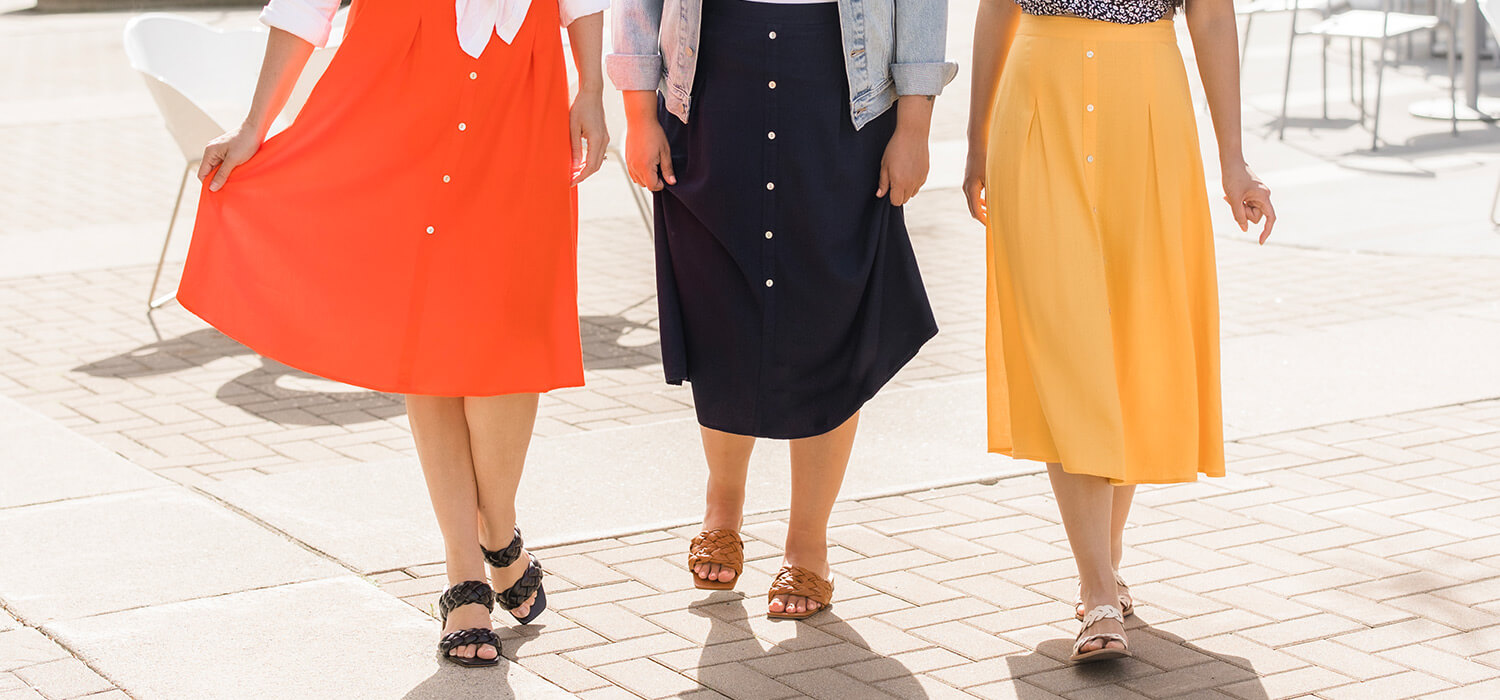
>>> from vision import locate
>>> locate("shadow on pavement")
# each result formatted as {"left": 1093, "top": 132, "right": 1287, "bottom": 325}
{"left": 1003, "top": 617, "right": 1269, "bottom": 699}
{"left": 689, "top": 592, "right": 932, "bottom": 698}
{"left": 70, "top": 312, "right": 663, "bottom": 426}
{"left": 400, "top": 660, "right": 521, "bottom": 699}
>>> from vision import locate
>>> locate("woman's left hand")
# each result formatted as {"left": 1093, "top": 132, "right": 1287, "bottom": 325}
{"left": 570, "top": 88, "right": 610, "bottom": 186}
{"left": 878, "top": 126, "right": 931, "bottom": 207}
{"left": 1223, "top": 162, "right": 1276, "bottom": 245}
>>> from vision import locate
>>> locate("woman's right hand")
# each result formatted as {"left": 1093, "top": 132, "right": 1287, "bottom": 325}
{"left": 962, "top": 145, "right": 988, "bottom": 226}
{"left": 625, "top": 120, "right": 675, "bottom": 192}
{"left": 198, "top": 125, "right": 264, "bottom": 192}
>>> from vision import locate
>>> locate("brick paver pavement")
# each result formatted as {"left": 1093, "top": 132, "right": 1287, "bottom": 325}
{"left": 349, "top": 397, "right": 1500, "bottom": 700}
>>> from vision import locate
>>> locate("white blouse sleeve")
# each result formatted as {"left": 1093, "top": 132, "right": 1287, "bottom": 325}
{"left": 559, "top": 0, "right": 611, "bottom": 27}
{"left": 260, "top": 0, "right": 343, "bottom": 47}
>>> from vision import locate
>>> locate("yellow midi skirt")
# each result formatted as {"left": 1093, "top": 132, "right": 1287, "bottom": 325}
{"left": 984, "top": 15, "right": 1225, "bottom": 485}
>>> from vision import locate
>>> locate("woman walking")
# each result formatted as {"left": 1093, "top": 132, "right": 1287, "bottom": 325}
{"left": 610, "top": 0, "right": 956, "bottom": 619}
{"left": 181, "top": 0, "right": 609, "bottom": 666}
{"left": 965, "top": 0, "right": 1274, "bottom": 663}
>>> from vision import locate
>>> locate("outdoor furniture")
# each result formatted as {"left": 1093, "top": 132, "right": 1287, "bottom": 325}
{"left": 1238, "top": 0, "right": 1331, "bottom": 66}
{"left": 123, "top": 13, "right": 344, "bottom": 334}
{"left": 1278, "top": 0, "right": 1458, "bottom": 150}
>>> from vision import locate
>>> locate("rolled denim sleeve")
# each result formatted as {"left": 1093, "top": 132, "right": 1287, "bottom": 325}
{"left": 259, "top": 0, "right": 341, "bottom": 47}
{"left": 606, "top": 0, "right": 665, "bottom": 91}
{"left": 560, "top": 0, "right": 611, "bottom": 27}
{"left": 892, "top": 0, "right": 960, "bottom": 96}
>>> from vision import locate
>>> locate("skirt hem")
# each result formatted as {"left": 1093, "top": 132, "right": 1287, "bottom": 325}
{"left": 181, "top": 298, "right": 585, "bottom": 398}
{"left": 987, "top": 446, "right": 1224, "bottom": 486}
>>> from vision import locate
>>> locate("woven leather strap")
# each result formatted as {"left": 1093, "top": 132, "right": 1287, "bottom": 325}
{"left": 482, "top": 527, "right": 525, "bottom": 569}
{"left": 496, "top": 553, "right": 544, "bottom": 611}
{"left": 766, "top": 566, "right": 833, "bottom": 606}
{"left": 688, "top": 529, "right": 744, "bottom": 575}
{"left": 439, "top": 580, "right": 495, "bottom": 623}
{"left": 1073, "top": 605, "right": 1127, "bottom": 656}
{"left": 438, "top": 627, "right": 501, "bottom": 655}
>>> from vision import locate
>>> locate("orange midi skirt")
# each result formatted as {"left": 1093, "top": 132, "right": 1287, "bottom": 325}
{"left": 179, "top": 0, "right": 583, "bottom": 397}
{"left": 984, "top": 15, "right": 1225, "bottom": 484}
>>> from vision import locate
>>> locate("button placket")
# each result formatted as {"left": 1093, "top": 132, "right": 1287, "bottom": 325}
{"left": 430, "top": 61, "right": 482, "bottom": 239}
{"left": 760, "top": 23, "right": 781, "bottom": 314}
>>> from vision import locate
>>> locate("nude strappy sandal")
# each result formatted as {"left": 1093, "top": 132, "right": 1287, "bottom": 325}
{"left": 766, "top": 565, "right": 833, "bottom": 620}
{"left": 688, "top": 529, "right": 744, "bottom": 591}
{"left": 1071, "top": 604, "right": 1131, "bottom": 664}
{"left": 1075, "top": 570, "right": 1134, "bottom": 620}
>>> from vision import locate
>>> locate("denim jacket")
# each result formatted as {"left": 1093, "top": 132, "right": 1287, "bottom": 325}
{"left": 607, "top": 0, "right": 960, "bottom": 130}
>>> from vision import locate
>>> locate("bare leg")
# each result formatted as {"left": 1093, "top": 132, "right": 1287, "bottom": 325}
{"left": 1110, "top": 484, "right": 1136, "bottom": 572}
{"left": 465, "top": 393, "right": 541, "bottom": 620}
{"left": 1047, "top": 463, "right": 1125, "bottom": 653}
{"left": 407, "top": 395, "right": 495, "bottom": 662}
{"left": 694, "top": 426, "right": 755, "bottom": 584}
{"left": 772, "top": 412, "right": 860, "bottom": 616}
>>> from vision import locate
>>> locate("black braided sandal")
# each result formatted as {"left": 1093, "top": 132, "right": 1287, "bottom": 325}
{"left": 436, "top": 580, "right": 501, "bottom": 667}
{"left": 482, "top": 527, "right": 547, "bottom": 626}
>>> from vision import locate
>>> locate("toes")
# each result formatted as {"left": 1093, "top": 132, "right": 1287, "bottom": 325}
{"left": 477, "top": 643, "right": 498, "bottom": 660}
{"left": 768, "top": 596, "right": 786, "bottom": 613}
{"left": 454, "top": 644, "right": 476, "bottom": 659}
{"left": 695, "top": 564, "right": 710, "bottom": 580}
{"left": 717, "top": 568, "right": 735, "bottom": 583}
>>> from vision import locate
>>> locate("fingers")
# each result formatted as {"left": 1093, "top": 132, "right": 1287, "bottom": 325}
{"left": 1226, "top": 194, "right": 1249, "bottom": 233}
{"left": 658, "top": 144, "right": 676, "bottom": 187}
{"left": 571, "top": 129, "right": 609, "bottom": 186}
{"left": 963, "top": 180, "right": 988, "bottom": 225}
{"left": 197, "top": 147, "right": 221, "bottom": 182}
{"left": 1258, "top": 196, "right": 1277, "bottom": 245}
{"left": 876, "top": 165, "right": 890, "bottom": 199}
{"left": 570, "top": 122, "right": 584, "bottom": 173}
{"left": 207, "top": 158, "right": 238, "bottom": 192}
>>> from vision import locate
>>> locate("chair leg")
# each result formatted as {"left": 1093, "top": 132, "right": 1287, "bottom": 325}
{"left": 1490, "top": 169, "right": 1500, "bottom": 226}
{"left": 1321, "top": 36, "right": 1330, "bottom": 120}
{"left": 1359, "top": 39, "right": 1368, "bottom": 122}
{"left": 1370, "top": 34, "right": 1390, "bottom": 150}
{"left": 146, "top": 163, "right": 194, "bottom": 336}
{"left": 1279, "top": 23, "right": 1298, "bottom": 140}
{"left": 1348, "top": 37, "right": 1357, "bottom": 107}
{"left": 1449, "top": 17, "right": 1459, "bottom": 136}
{"left": 1241, "top": 14, "right": 1253, "bottom": 67}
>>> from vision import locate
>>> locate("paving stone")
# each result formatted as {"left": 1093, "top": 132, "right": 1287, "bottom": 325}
{"left": 0, "top": 630, "right": 68, "bottom": 673}
{"left": 11, "top": 659, "right": 112, "bottom": 698}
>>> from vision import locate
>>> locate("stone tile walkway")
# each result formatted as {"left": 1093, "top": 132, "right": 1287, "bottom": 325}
{"left": 351, "top": 398, "right": 1500, "bottom": 700}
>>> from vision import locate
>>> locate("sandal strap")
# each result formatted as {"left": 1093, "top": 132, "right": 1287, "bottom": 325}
{"left": 1074, "top": 604, "right": 1128, "bottom": 655}
{"left": 688, "top": 530, "right": 744, "bottom": 574}
{"left": 1080, "top": 604, "right": 1124, "bottom": 628}
{"left": 496, "top": 553, "right": 544, "bottom": 611}
{"left": 1072, "top": 631, "right": 1128, "bottom": 656}
{"left": 438, "top": 627, "right": 500, "bottom": 654}
{"left": 439, "top": 580, "right": 495, "bottom": 622}
{"left": 766, "top": 566, "right": 833, "bottom": 606}
{"left": 481, "top": 527, "right": 525, "bottom": 569}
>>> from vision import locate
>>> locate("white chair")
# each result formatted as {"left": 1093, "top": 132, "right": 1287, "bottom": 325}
{"left": 1238, "top": 0, "right": 1332, "bottom": 66}
{"left": 123, "top": 12, "right": 345, "bottom": 332}
{"left": 1278, "top": 0, "right": 1458, "bottom": 150}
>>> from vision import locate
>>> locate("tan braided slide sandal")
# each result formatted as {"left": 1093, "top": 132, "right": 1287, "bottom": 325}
{"left": 688, "top": 529, "right": 744, "bottom": 590}
{"left": 1070, "top": 604, "right": 1131, "bottom": 664}
{"left": 766, "top": 565, "right": 833, "bottom": 620}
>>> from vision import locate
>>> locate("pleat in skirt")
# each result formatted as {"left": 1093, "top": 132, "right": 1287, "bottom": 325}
{"left": 984, "top": 15, "right": 1224, "bottom": 484}
{"left": 654, "top": 0, "right": 937, "bottom": 439}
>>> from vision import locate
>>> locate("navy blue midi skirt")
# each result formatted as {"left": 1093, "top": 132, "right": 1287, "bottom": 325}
{"left": 654, "top": 0, "right": 937, "bottom": 440}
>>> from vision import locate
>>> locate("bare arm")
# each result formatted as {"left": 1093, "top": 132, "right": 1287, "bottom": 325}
{"left": 568, "top": 13, "right": 610, "bottom": 185}
{"left": 1186, "top": 0, "right": 1275, "bottom": 242}
{"left": 198, "top": 28, "right": 314, "bottom": 191}
{"left": 962, "top": 0, "right": 1021, "bottom": 225}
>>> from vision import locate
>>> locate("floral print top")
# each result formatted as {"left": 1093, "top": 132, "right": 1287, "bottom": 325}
{"left": 1014, "top": 0, "right": 1173, "bottom": 24}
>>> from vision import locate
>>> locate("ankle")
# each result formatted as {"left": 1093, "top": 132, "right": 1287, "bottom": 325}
{"left": 782, "top": 545, "right": 830, "bottom": 576}
{"left": 702, "top": 501, "right": 744, "bottom": 532}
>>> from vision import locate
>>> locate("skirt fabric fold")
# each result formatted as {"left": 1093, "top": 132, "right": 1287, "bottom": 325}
{"left": 985, "top": 15, "right": 1224, "bottom": 484}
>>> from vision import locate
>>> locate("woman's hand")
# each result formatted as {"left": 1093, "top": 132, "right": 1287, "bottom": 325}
{"left": 1222, "top": 161, "right": 1275, "bottom": 244}
{"left": 963, "top": 144, "right": 988, "bottom": 226}
{"left": 624, "top": 115, "right": 675, "bottom": 192}
{"left": 570, "top": 88, "right": 610, "bottom": 186}
{"left": 878, "top": 125, "right": 930, "bottom": 207}
{"left": 197, "top": 125, "right": 264, "bottom": 192}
